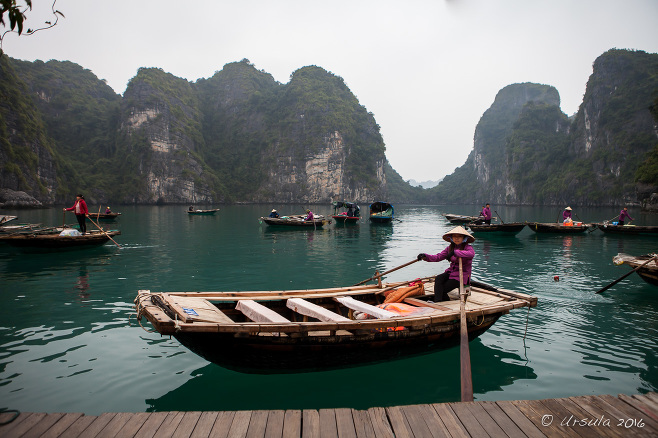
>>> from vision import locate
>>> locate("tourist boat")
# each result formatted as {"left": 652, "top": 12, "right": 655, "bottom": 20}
{"left": 442, "top": 213, "right": 483, "bottom": 224}
{"left": 260, "top": 215, "right": 330, "bottom": 228}
{"left": 134, "top": 278, "right": 537, "bottom": 373}
{"left": 0, "top": 229, "right": 121, "bottom": 249}
{"left": 87, "top": 212, "right": 122, "bottom": 221}
{"left": 187, "top": 209, "right": 220, "bottom": 216}
{"left": 526, "top": 222, "right": 592, "bottom": 233}
{"left": 468, "top": 223, "right": 526, "bottom": 234}
{"left": 613, "top": 253, "right": 658, "bottom": 286}
{"left": 369, "top": 201, "right": 394, "bottom": 223}
{"left": 595, "top": 223, "right": 658, "bottom": 236}
{"left": 331, "top": 201, "right": 360, "bottom": 224}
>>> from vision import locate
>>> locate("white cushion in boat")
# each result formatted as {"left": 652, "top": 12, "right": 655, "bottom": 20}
{"left": 236, "top": 299, "right": 291, "bottom": 323}
{"left": 287, "top": 298, "right": 350, "bottom": 322}
{"left": 334, "top": 296, "right": 397, "bottom": 319}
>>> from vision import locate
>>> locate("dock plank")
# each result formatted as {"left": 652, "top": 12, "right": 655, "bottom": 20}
{"left": 351, "top": 409, "right": 376, "bottom": 438}
{"left": 478, "top": 401, "right": 527, "bottom": 438}
{"left": 208, "top": 411, "right": 235, "bottom": 438}
{"left": 494, "top": 401, "right": 546, "bottom": 438}
{"left": 20, "top": 412, "right": 64, "bottom": 438}
{"left": 538, "top": 398, "right": 601, "bottom": 438}
{"left": 385, "top": 405, "right": 412, "bottom": 438}
{"left": 40, "top": 412, "right": 84, "bottom": 438}
{"left": 430, "top": 403, "right": 470, "bottom": 438}
{"left": 77, "top": 413, "right": 117, "bottom": 438}
{"left": 227, "top": 410, "right": 252, "bottom": 438}
{"left": 334, "top": 408, "right": 357, "bottom": 438}
{"left": 448, "top": 402, "right": 489, "bottom": 438}
{"left": 96, "top": 412, "right": 133, "bottom": 438}
{"left": 366, "top": 407, "right": 394, "bottom": 438}
{"left": 245, "top": 410, "right": 268, "bottom": 438}
{"left": 133, "top": 411, "right": 169, "bottom": 438}
{"left": 282, "top": 410, "right": 301, "bottom": 438}
{"left": 597, "top": 394, "right": 658, "bottom": 434}
{"left": 191, "top": 411, "right": 219, "bottom": 438}
{"left": 619, "top": 393, "right": 658, "bottom": 423}
{"left": 302, "top": 410, "right": 319, "bottom": 438}
{"left": 154, "top": 412, "right": 186, "bottom": 438}
{"left": 398, "top": 405, "right": 436, "bottom": 438}
{"left": 1, "top": 412, "right": 48, "bottom": 437}
{"left": 115, "top": 411, "right": 150, "bottom": 437}
{"left": 412, "top": 403, "right": 452, "bottom": 438}
{"left": 318, "top": 408, "right": 338, "bottom": 438}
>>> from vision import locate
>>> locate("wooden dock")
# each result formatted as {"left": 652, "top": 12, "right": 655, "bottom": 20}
{"left": 1, "top": 392, "right": 656, "bottom": 437}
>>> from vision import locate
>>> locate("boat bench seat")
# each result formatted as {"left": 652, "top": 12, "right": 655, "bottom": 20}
{"left": 287, "top": 298, "right": 351, "bottom": 322}
{"left": 236, "top": 299, "right": 291, "bottom": 323}
{"left": 333, "top": 296, "right": 398, "bottom": 319}
{"left": 161, "top": 295, "right": 234, "bottom": 324}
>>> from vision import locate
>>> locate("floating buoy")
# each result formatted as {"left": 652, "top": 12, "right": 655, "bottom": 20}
{"left": 553, "top": 275, "right": 559, "bottom": 281}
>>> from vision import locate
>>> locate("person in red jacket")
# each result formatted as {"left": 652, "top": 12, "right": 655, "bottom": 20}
{"left": 64, "top": 194, "right": 89, "bottom": 234}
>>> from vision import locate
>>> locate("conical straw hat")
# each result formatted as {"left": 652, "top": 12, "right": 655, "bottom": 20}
{"left": 442, "top": 225, "right": 475, "bottom": 243}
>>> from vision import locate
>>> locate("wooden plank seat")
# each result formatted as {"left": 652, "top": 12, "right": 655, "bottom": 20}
{"left": 333, "top": 296, "right": 398, "bottom": 319}
{"left": 286, "top": 298, "right": 351, "bottom": 322}
{"left": 158, "top": 294, "right": 234, "bottom": 324}
{"left": 236, "top": 300, "right": 291, "bottom": 323}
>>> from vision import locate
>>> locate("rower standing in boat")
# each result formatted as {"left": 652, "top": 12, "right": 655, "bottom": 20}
{"left": 480, "top": 203, "right": 492, "bottom": 225}
{"left": 63, "top": 194, "right": 89, "bottom": 235}
{"left": 417, "top": 226, "right": 475, "bottom": 302}
{"left": 618, "top": 207, "right": 633, "bottom": 225}
{"left": 563, "top": 206, "right": 573, "bottom": 224}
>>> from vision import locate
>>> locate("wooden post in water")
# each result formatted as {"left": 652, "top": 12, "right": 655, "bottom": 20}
{"left": 459, "top": 257, "right": 474, "bottom": 402}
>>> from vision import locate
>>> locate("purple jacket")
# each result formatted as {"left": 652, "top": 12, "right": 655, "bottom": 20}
{"left": 481, "top": 207, "right": 492, "bottom": 220}
{"left": 563, "top": 210, "right": 572, "bottom": 220}
{"left": 423, "top": 243, "right": 475, "bottom": 283}
{"left": 619, "top": 210, "right": 633, "bottom": 222}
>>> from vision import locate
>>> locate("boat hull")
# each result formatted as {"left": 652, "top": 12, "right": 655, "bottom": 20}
{"left": 332, "top": 215, "right": 359, "bottom": 224}
{"left": 261, "top": 217, "right": 329, "bottom": 227}
{"left": 443, "top": 214, "right": 481, "bottom": 224}
{"left": 87, "top": 213, "right": 121, "bottom": 221}
{"left": 526, "top": 222, "right": 590, "bottom": 233}
{"left": 596, "top": 224, "right": 658, "bottom": 235}
{"left": 0, "top": 230, "right": 120, "bottom": 249}
{"left": 468, "top": 223, "right": 525, "bottom": 234}
{"left": 174, "top": 315, "right": 499, "bottom": 373}
{"left": 187, "top": 209, "right": 219, "bottom": 216}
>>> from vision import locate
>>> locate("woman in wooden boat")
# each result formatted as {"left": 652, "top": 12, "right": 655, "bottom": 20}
{"left": 562, "top": 206, "right": 573, "bottom": 224}
{"left": 417, "top": 225, "right": 475, "bottom": 302}
{"left": 304, "top": 209, "right": 314, "bottom": 221}
{"left": 105, "top": 206, "right": 112, "bottom": 214}
{"left": 618, "top": 207, "right": 633, "bottom": 225}
{"left": 480, "top": 203, "right": 492, "bottom": 225}
{"left": 269, "top": 209, "right": 280, "bottom": 218}
{"left": 63, "top": 194, "right": 89, "bottom": 235}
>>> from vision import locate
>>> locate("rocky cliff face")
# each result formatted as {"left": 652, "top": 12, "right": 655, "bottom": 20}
{"left": 119, "top": 68, "right": 223, "bottom": 204}
{"left": 0, "top": 57, "right": 57, "bottom": 207}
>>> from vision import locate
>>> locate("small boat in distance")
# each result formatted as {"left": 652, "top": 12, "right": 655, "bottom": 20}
{"left": 442, "top": 213, "right": 483, "bottom": 225}
{"left": 134, "top": 278, "right": 537, "bottom": 373}
{"left": 0, "top": 229, "right": 121, "bottom": 249}
{"left": 369, "top": 201, "right": 394, "bottom": 223}
{"left": 332, "top": 201, "right": 360, "bottom": 224}
{"left": 87, "top": 212, "right": 122, "bottom": 221}
{"left": 0, "top": 215, "right": 18, "bottom": 226}
{"left": 595, "top": 223, "right": 658, "bottom": 236}
{"left": 526, "top": 222, "right": 591, "bottom": 233}
{"left": 613, "top": 253, "right": 658, "bottom": 286}
{"left": 260, "top": 215, "right": 330, "bottom": 228}
{"left": 468, "top": 223, "right": 525, "bottom": 234}
{"left": 187, "top": 208, "right": 220, "bottom": 216}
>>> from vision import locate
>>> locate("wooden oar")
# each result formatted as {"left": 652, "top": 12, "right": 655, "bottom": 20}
{"left": 494, "top": 210, "right": 505, "bottom": 225}
{"left": 595, "top": 254, "right": 658, "bottom": 294}
{"left": 86, "top": 215, "right": 121, "bottom": 248}
{"left": 458, "top": 257, "right": 474, "bottom": 402}
{"left": 353, "top": 259, "right": 419, "bottom": 286}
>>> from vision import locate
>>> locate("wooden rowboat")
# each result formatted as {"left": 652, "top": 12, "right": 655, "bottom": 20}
{"left": 613, "top": 253, "right": 658, "bottom": 286}
{"left": 187, "top": 209, "right": 219, "bottom": 216}
{"left": 0, "top": 229, "right": 121, "bottom": 249}
{"left": 134, "top": 278, "right": 537, "bottom": 373}
{"left": 442, "top": 214, "right": 483, "bottom": 225}
{"left": 596, "top": 223, "right": 658, "bottom": 235}
{"left": 87, "top": 212, "right": 122, "bottom": 221}
{"left": 0, "top": 215, "right": 17, "bottom": 226}
{"left": 369, "top": 201, "right": 394, "bottom": 223}
{"left": 332, "top": 201, "right": 360, "bottom": 224}
{"left": 260, "top": 215, "right": 330, "bottom": 228}
{"left": 526, "top": 222, "right": 591, "bottom": 233}
{"left": 467, "top": 223, "right": 525, "bottom": 234}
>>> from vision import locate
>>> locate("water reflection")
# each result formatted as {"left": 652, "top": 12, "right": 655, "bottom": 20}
{"left": 145, "top": 338, "right": 535, "bottom": 412}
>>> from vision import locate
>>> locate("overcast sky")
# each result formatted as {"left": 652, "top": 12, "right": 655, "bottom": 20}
{"left": 4, "top": 0, "right": 658, "bottom": 183}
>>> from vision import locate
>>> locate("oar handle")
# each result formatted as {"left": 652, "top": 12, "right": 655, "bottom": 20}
{"left": 595, "top": 254, "right": 658, "bottom": 294}
{"left": 353, "top": 259, "right": 418, "bottom": 286}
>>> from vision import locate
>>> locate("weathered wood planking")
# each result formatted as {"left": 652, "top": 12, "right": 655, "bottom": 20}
{"left": 1, "top": 392, "right": 656, "bottom": 437}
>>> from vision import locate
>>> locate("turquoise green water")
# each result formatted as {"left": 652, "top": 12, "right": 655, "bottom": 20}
{"left": 1, "top": 204, "right": 657, "bottom": 414}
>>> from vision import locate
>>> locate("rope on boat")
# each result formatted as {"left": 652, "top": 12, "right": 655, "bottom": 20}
{"left": 468, "top": 309, "right": 486, "bottom": 327}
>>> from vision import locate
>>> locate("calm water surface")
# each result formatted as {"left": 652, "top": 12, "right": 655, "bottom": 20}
{"left": 0, "top": 204, "right": 657, "bottom": 414}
